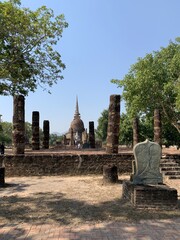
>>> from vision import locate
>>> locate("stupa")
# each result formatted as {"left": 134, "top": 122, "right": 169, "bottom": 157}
{"left": 65, "top": 97, "right": 87, "bottom": 145}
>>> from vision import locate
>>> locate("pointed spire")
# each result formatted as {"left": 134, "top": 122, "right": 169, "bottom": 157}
{"left": 74, "top": 96, "right": 80, "bottom": 118}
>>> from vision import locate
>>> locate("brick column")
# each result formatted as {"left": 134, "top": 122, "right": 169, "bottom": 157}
{"left": 42, "top": 120, "right": 49, "bottom": 149}
{"left": 154, "top": 109, "right": 162, "bottom": 146}
{"left": 32, "top": 111, "right": 40, "bottom": 150}
{"left": 89, "top": 121, "right": 95, "bottom": 148}
{"left": 63, "top": 135, "right": 67, "bottom": 145}
{"left": 0, "top": 167, "right": 5, "bottom": 186}
{"left": 133, "top": 117, "right": 139, "bottom": 147}
{"left": 106, "top": 95, "right": 121, "bottom": 153}
{"left": 70, "top": 128, "right": 74, "bottom": 146}
{"left": 12, "top": 95, "right": 25, "bottom": 154}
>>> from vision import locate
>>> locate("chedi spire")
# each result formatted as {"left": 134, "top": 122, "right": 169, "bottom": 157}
{"left": 74, "top": 96, "right": 80, "bottom": 119}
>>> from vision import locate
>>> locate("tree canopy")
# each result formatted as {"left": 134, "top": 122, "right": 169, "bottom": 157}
{"left": 0, "top": 0, "right": 68, "bottom": 95}
{"left": 95, "top": 109, "right": 108, "bottom": 142}
{"left": 112, "top": 40, "right": 180, "bottom": 133}
{"left": 96, "top": 109, "right": 179, "bottom": 147}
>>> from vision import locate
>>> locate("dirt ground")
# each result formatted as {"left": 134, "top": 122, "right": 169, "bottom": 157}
{"left": 0, "top": 175, "right": 180, "bottom": 226}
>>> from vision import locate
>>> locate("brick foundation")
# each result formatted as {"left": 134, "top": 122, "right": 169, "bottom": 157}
{"left": 122, "top": 180, "right": 178, "bottom": 209}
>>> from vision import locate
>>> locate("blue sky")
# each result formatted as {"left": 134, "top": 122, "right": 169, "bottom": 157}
{"left": 0, "top": 0, "right": 180, "bottom": 133}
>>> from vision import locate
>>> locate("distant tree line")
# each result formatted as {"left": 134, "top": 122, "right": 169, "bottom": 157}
{"left": 0, "top": 121, "right": 63, "bottom": 146}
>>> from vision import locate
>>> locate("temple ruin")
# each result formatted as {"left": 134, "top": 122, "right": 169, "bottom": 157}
{"left": 65, "top": 97, "right": 87, "bottom": 147}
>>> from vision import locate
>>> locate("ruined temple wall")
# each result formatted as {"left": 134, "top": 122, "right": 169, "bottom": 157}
{"left": 1, "top": 154, "right": 133, "bottom": 176}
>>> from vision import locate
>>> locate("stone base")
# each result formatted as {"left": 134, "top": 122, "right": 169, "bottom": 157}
{"left": 103, "top": 164, "right": 118, "bottom": 184}
{"left": 122, "top": 180, "right": 178, "bottom": 209}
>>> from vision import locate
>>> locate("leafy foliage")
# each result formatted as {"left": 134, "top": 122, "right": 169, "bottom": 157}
{"left": 0, "top": 121, "right": 12, "bottom": 144}
{"left": 0, "top": 120, "right": 63, "bottom": 146}
{"left": 112, "top": 40, "right": 180, "bottom": 133}
{"left": 95, "top": 109, "right": 108, "bottom": 142}
{"left": 119, "top": 113, "right": 133, "bottom": 146}
{"left": 49, "top": 133, "right": 63, "bottom": 146}
{"left": 96, "top": 109, "right": 179, "bottom": 146}
{"left": 0, "top": 0, "right": 68, "bottom": 95}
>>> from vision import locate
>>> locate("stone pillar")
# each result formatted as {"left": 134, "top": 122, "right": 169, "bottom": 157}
{"left": 103, "top": 165, "right": 118, "bottom": 184}
{"left": 42, "top": 120, "right": 49, "bottom": 149}
{"left": 63, "top": 135, "right": 67, "bottom": 145}
{"left": 0, "top": 167, "right": 5, "bottom": 186}
{"left": 89, "top": 121, "right": 95, "bottom": 148}
{"left": 154, "top": 109, "right": 162, "bottom": 146}
{"left": 82, "top": 129, "right": 88, "bottom": 144}
{"left": 32, "top": 111, "right": 40, "bottom": 150}
{"left": 12, "top": 95, "right": 25, "bottom": 154}
{"left": 106, "top": 95, "right": 121, "bottom": 153}
{"left": 133, "top": 117, "right": 139, "bottom": 147}
{"left": 70, "top": 128, "right": 74, "bottom": 146}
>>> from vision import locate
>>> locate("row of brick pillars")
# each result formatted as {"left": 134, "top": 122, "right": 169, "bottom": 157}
{"left": 106, "top": 95, "right": 162, "bottom": 154}
{"left": 12, "top": 95, "right": 50, "bottom": 154}
{"left": 12, "top": 94, "right": 162, "bottom": 154}
{"left": 132, "top": 109, "right": 162, "bottom": 148}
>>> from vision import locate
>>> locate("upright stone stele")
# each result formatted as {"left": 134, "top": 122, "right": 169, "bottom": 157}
{"left": 42, "top": 120, "right": 50, "bottom": 149}
{"left": 133, "top": 139, "right": 163, "bottom": 185}
{"left": 123, "top": 139, "right": 177, "bottom": 208}
{"left": 106, "top": 95, "right": 120, "bottom": 154}
{"left": 133, "top": 117, "right": 139, "bottom": 147}
{"left": 32, "top": 111, "right": 40, "bottom": 150}
{"left": 89, "top": 121, "right": 95, "bottom": 148}
{"left": 12, "top": 95, "right": 25, "bottom": 154}
{"left": 154, "top": 109, "right": 162, "bottom": 146}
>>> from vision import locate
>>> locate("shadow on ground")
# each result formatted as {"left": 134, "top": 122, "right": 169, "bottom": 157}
{"left": 0, "top": 225, "right": 32, "bottom": 240}
{"left": 0, "top": 190, "right": 180, "bottom": 226}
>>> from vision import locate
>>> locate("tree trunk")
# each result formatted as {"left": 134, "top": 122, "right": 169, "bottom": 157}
{"left": 154, "top": 109, "right": 162, "bottom": 146}
{"left": 133, "top": 117, "right": 139, "bottom": 147}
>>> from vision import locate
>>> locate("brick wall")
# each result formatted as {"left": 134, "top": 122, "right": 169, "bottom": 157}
{"left": 0, "top": 154, "right": 134, "bottom": 176}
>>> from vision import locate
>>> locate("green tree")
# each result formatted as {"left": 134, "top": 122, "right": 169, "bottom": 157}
{"left": 138, "top": 115, "right": 153, "bottom": 141}
{"left": 162, "top": 120, "right": 180, "bottom": 148}
{"left": 0, "top": 121, "right": 47, "bottom": 146}
{"left": 96, "top": 109, "right": 179, "bottom": 147}
{"left": 119, "top": 113, "right": 133, "bottom": 146}
{"left": 0, "top": 121, "right": 12, "bottom": 144}
{"left": 95, "top": 109, "right": 108, "bottom": 142}
{"left": 112, "top": 40, "right": 180, "bottom": 133}
{"left": 0, "top": 0, "right": 68, "bottom": 95}
{"left": 49, "top": 133, "right": 63, "bottom": 146}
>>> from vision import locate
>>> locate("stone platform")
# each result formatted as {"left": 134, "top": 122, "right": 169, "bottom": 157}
{"left": 122, "top": 180, "right": 178, "bottom": 209}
